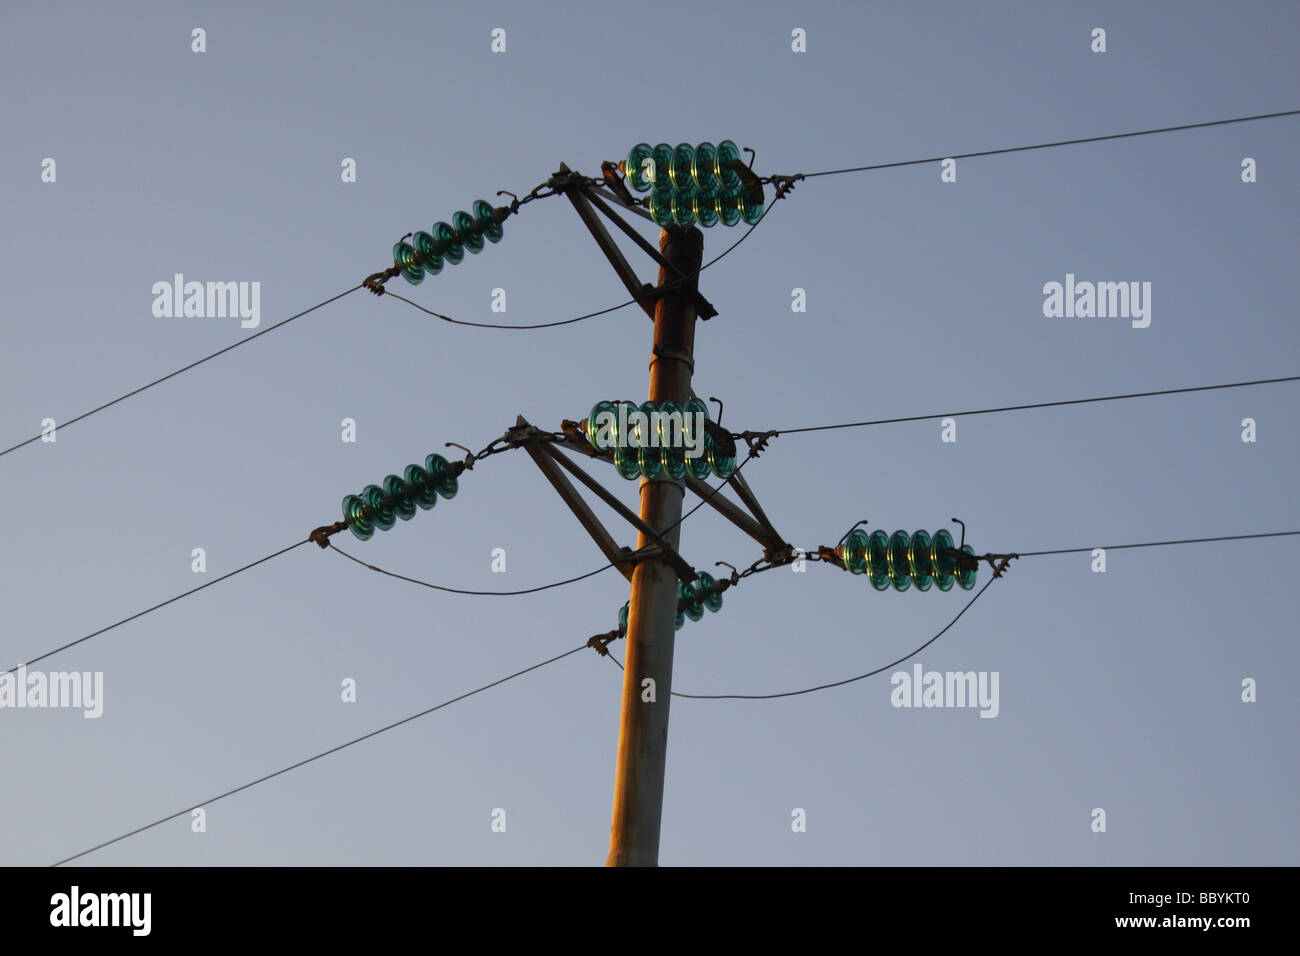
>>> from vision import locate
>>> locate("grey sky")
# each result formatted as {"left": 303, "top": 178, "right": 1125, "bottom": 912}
{"left": 1, "top": 1, "right": 1296, "bottom": 865}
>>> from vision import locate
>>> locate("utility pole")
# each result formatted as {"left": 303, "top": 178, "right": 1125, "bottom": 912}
{"left": 330, "top": 156, "right": 985, "bottom": 867}
{"left": 606, "top": 225, "right": 703, "bottom": 867}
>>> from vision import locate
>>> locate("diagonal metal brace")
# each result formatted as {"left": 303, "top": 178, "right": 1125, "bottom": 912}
{"left": 582, "top": 187, "right": 717, "bottom": 320}
{"left": 548, "top": 429, "right": 787, "bottom": 556}
{"left": 725, "top": 469, "right": 785, "bottom": 547}
{"left": 680, "top": 472, "right": 788, "bottom": 554}
{"left": 540, "top": 442, "right": 697, "bottom": 585}
{"left": 561, "top": 165, "right": 656, "bottom": 321}
{"left": 557, "top": 164, "right": 717, "bottom": 322}
{"left": 520, "top": 417, "right": 636, "bottom": 582}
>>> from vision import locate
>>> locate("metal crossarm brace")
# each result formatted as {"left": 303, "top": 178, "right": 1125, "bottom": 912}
{"left": 520, "top": 417, "right": 636, "bottom": 582}
{"left": 582, "top": 188, "right": 718, "bottom": 320}
{"left": 680, "top": 472, "right": 787, "bottom": 553}
{"left": 558, "top": 163, "right": 717, "bottom": 321}
{"left": 725, "top": 470, "right": 784, "bottom": 546}
{"left": 560, "top": 163, "right": 656, "bottom": 320}
{"left": 591, "top": 182, "right": 656, "bottom": 222}
{"left": 549, "top": 431, "right": 785, "bottom": 554}
{"left": 541, "top": 444, "right": 697, "bottom": 584}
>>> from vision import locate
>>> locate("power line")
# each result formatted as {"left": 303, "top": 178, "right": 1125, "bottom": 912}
{"left": 607, "top": 526, "right": 1300, "bottom": 700}
{"left": 22, "top": 108, "right": 1299, "bottom": 864}
{"left": 10, "top": 429, "right": 751, "bottom": 670}
{"left": 10, "top": 446, "right": 758, "bottom": 671}
{"left": 672, "top": 450, "right": 758, "bottom": 531}
{"left": 692, "top": 195, "right": 776, "bottom": 270}
{"left": 13, "top": 107, "right": 1290, "bottom": 457}
{"left": 2, "top": 176, "right": 569, "bottom": 458}
{"left": 382, "top": 288, "right": 648, "bottom": 330}
{"left": 377, "top": 109, "right": 1300, "bottom": 331}
{"left": 12, "top": 109, "right": 1295, "bottom": 456}
{"left": 5, "top": 539, "right": 311, "bottom": 675}
{"left": 388, "top": 109, "right": 1300, "bottom": 333}
{"left": 36, "top": 455, "right": 765, "bottom": 862}
{"left": 328, "top": 541, "right": 615, "bottom": 595}
{"left": 607, "top": 577, "right": 996, "bottom": 700}
{"left": 14, "top": 454, "right": 1290, "bottom": 679}
{"left": 34, "top": 527, "right": 1299, "bottom": 860}
{"left": 753, "top": 375, "right": 1300, "bottom": 438}
{"left": 795, "top": 108, "right": 1300, "bottom": 179}
{"left": 49, "top": 641, "right": 590, "bottom": 866}
{"left": 1012, "top": 529, "right": 1300, "bottom": 558}
{"left": 377, "top": 201, "right": 777, "bottom": 330}
{"left": 0, "top": 286, "right": 363, "bottom": 460}
{"left": 323, "top": 449, "right": 760, "bottom": 596}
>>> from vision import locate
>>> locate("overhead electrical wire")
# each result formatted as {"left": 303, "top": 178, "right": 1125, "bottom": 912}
{"left": 0, "top": 174, "right": 569, "bottom": 459}
{"left": 328, "top": 541, "right": 616, "bottom": 595}
{"left": 0, "top": 186, "right": 764, "bottom": 455}
{"left": 794, "top": 108, "right": 1300, "bottom": 179}
{"left": 608, "top": 577, "right": 997, "bottom": 700}
{"left": 743, "top": 375, "right": 1300, "bottom": 439}
{"left": 44, "top": 551, "right": 993, "bottom": 863}
{"left": 7, "top": 108, "right": 1294, "bottom": 457}
{"left": 42, "top": 525, "right": 1300, "bottom": 864}
{"left": 0, "top": 286, "right": 363, "bottom": 460}
{"left": 36, "top": 455, "right": 762, "bottom": 863}
{"left": 376, "top": 199, "right": 779, "bottom": 330}
{"left": 3, "top": 539, "right": 312, "bottom": 676}
{"left": 1010, "top": 529, "right": 1300, "bottom": 558}
{"left": 381, "top": 287, "right": 653, "bottom": 330}
{"left": 379, "top": 107, "right": 1300, "bottom": 330}
{"left": 17, "top": 105, "right": 1300, "bottom": 867}
{"left": 10, "top": 443, "right": 757, "bottom": 669}
{"left": 326, "top": 447, "right": 761, "bottom": 595}
{"left": 49, "top": 641, "right": 590, "bottom": 867}
{"left": 606, "top": 528, "right": 1300, "bottom": 701}
{"left": 13, "top": 375, "right": 1295, "bottom": 673}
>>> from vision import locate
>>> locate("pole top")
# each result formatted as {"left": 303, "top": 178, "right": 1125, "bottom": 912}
{"left": 658, "top": 225, "right": 703, "bottom": 254}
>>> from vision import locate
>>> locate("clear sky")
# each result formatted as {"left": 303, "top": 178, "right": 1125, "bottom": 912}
{"left": 2, "top": 0, "right": 1297, "bottom": 866}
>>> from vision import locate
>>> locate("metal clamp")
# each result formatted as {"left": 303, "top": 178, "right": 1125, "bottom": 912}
{"left": 362, "top": 266, "right": 399, "bottom": 296}
{"left": 650, "top": 344, "right": 695, "bottom": 374}
{"left": 308, "top": 520, "right": 349, "bottom": 549}
{"left": 587, "top": 629, "right": 622, "bottom": 656}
